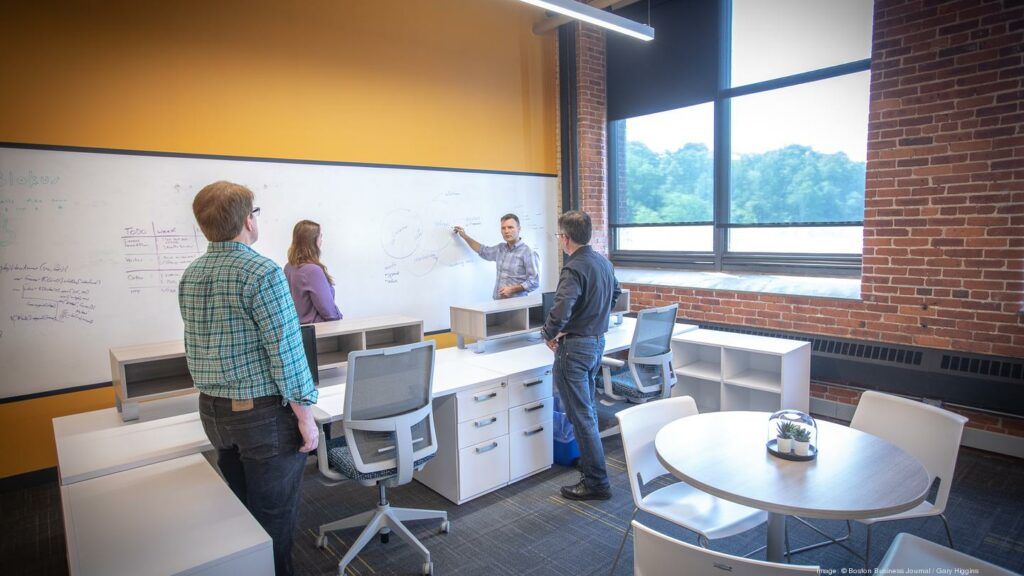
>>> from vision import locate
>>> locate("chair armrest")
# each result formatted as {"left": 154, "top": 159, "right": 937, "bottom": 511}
{"left": 316, "top": 425, "right": 347, "bottom": 483}
{"left": 601, "top": 356, "right": 626, "bottom": 368}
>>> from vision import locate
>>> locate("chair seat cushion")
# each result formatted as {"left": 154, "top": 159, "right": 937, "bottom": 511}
{"left": 326, "top": 436, "right": 434, "bottom": 482}
{"left": 603, "top": 367, "right": 666, "bottom": 401}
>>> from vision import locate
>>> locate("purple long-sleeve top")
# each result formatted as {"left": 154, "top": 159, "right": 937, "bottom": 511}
{"left": 283, "top": 263, "right": 343, "bottom": 324}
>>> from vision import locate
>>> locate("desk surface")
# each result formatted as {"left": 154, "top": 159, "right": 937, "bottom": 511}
{"left": 62, "top": 454, "right": 272, "bottom": 576}
{"left": 55, "top": 317, "right": 660, "bottom": 482}
{"left": 655, "top": 411, "right": 930, "bottom": 520}
{"left": 55, "top": 406, "right": 210, "bottom": 486}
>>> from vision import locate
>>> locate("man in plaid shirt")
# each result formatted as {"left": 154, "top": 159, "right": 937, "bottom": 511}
{"left": 179, "top": 181, "right": 318, "bottom": 576}
{"left": 453, "top": 213, "right": 540, "bottom": 299}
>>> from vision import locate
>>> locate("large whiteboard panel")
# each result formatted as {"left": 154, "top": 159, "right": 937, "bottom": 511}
{"left": 0, "top": 146, "right": 558, "bottom": 398}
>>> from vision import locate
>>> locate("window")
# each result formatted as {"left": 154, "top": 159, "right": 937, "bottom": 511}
{"left": 609, "top": 0, "right": 873, "bottom": 274}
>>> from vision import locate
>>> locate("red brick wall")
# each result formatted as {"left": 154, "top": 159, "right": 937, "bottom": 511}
{"left": 574, "top": 0, "right": 1024, "bottom": 433}
{"left": 577, "top": 23, "right": 610, "bottom": 255}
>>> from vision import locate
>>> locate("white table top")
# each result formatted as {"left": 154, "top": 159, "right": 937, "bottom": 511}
{"left": 55, "top": 409, "right": 210, "bottom": 486}
{"left": 62, "top": 454, "right": 272, "bottom": 576}
{"left": 313, "top": 314, "right": 421, "bottom": 336}
{"left": 671, "top": 329, "right": 810, "bottom": 355}
{"left": 654, "top": 411, "right": 930, "bottom": 520}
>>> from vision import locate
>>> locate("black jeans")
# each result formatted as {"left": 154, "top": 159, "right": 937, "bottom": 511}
{"left": 199, "top": 394, "right": 306, "bottom": 576}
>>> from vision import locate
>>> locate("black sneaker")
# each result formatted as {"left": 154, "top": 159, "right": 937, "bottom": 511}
{"left": 560, "top": 479, "right": 611, "bottom": 501}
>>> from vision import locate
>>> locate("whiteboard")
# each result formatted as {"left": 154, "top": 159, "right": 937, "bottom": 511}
{"left": 0, "top": 146, "right": 558, "bottom": 398}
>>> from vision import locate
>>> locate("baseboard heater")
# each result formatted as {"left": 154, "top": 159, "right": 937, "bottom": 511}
{"left": 689, "top": 321, "right": 1024, "bottom": 418}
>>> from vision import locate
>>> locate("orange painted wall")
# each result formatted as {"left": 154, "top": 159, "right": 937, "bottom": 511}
{"left": 0, "top": 0, "right": 555, "bottom": 479}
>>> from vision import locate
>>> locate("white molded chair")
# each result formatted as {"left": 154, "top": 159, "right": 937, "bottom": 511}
{"left": 314, "top": 340, "right": 449, "bottom": 576}
{"left": 878, "top": 533, "right": 1018, "bottom": 575}
{"left": 851, "top": 390, "right": 968, "bottom": 564}
{"left": 598, "top": 304, "right": 679, "bottom": 438}
{"left": 609, "top": 396, "right": 767, "bottom": 574}
{"left": 633, "top": 520, "right": 819, "bottom": 576}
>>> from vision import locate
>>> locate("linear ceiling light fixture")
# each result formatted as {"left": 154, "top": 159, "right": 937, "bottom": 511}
{"left": 516, "top": 0, "right": 654, "bottom": 41}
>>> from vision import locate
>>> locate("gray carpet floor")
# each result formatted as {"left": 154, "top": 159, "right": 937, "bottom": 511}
{"left": 4, "top": 433, "right": 1021, "bottom": 576}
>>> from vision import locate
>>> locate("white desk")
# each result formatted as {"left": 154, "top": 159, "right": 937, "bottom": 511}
{"left": 62, "top": 453, "right": 273, "bottom": 576}
{"left": 55, "top": 403, "right": 210, "bottom": 486}
{"left": 655, "top": 411, "right": 930, "bottom": 563}
{"left": 55, "top": 369, "right": 350, "bottom": 485}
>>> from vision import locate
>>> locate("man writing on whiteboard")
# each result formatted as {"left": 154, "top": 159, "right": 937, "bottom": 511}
{"left": 178, "top": 181, "right": 318, "bottom": 576}
{"left": 453, "top": 213, "right": 540, "bottom": 299}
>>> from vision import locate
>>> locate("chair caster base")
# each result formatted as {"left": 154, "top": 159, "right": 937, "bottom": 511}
{"left": 422, "top": 560, "right": 433, "bottom": 575}
{"left": 440, "top": 520, "right": 451, "bottom": 534}
{"left": 316, "top": 534, "right": 327, "bottom": 549}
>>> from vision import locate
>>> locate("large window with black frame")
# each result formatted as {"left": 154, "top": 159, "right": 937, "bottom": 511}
{"left": 609, "top": 0, "right": 873, "bottom": 275}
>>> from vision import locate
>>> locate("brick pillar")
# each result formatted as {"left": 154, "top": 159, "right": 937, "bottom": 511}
{"left": 576, "top": 22, "right": 609, "bottom": 255}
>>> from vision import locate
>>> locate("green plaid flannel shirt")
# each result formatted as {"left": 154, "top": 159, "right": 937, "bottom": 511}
{"left": 178, "top": 242, "right": 317, "bottom": 405}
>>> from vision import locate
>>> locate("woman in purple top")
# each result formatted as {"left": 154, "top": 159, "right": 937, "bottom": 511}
{"left": 284, "top": 220, "right": 343, "bottom": 324}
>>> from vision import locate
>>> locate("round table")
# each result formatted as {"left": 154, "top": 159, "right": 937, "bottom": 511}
{"left": 654, "top": 411, "right": 930, "bottom": 563}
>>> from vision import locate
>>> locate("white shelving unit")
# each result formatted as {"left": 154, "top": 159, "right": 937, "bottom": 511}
{"left": 313, "top": 315, "right": 423, "bottom": 370}
{"left": 110, "top": 341, "right": 191, "bottom": 422}
{"left": 671, "top": 329, "right": 810, "bottom": 414}
{"left": 450, "top": 289, "right": 630, "bottom": 351}
{"left": 109, "top": 315, "right": 422, "bottom": 421}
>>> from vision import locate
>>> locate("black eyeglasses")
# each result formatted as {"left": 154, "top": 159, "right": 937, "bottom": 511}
{"left": 251, "top": 207, "right": 261, "bottom": 217}
{"left": 553, "top": 233, "right": 565, "bottom": 238}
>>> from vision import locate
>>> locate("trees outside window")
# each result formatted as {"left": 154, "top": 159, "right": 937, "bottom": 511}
{"left": 610, "top": 0, "right": 873, "bottom": 274}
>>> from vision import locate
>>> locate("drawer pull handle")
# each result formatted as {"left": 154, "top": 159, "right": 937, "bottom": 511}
{"left": 474, "top": 392, "right": 498, "bottom": 402}
{"left": 475, "top": 442, "right": 499, "bottom": 454}
{"left": 524, "top": 426, "right": 545, "bottom": 437}
{"left": 523, "top": 379, "right": 543, "bottom": 387}
{"left": 525, "top": 402, "right": 545, "bottom": 413}
{"left": 474, "top": 416, "right": 498, "bottom": 428}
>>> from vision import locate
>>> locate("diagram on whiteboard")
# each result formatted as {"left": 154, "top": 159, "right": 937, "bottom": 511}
{"left": 380, "top": 191, "right": 480, "bottom": 283}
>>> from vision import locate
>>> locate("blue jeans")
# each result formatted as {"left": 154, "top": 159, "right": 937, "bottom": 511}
{"left": 199, "top": 394, "right": 307, "bottom": 576}
{"left": 553, "top": 334, "right": 609, "bottom": 491}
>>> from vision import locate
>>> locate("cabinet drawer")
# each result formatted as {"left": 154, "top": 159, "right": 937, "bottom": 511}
{"left": 509, "top": 419, "right": 553, "bottom": 482}
{"left": 508, "top": 397, "right": 552, "bottom": 432}
{"left": 456, "top": 410, "right": 508, "bottom": 449}
{"left": 508, "top": 368, "right": 552, "bottom": 407}
{"left": 458, "top": 436, "right": 510, "bottom": 500}
{"left": 456, "top": 384, "right": 508, "bottom": 423}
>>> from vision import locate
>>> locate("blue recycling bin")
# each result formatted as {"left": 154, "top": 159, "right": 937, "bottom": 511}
{"left": 552, "top": 395, "right": 579, "bottom": 466}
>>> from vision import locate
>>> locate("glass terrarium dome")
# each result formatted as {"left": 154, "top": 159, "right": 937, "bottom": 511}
{"left": 767, "top": 409, "right": 817, "bottom": 461}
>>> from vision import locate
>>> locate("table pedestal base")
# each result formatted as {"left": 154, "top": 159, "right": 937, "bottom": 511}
{"left": 767, "top": 512, "right": 787, "bottom": 563}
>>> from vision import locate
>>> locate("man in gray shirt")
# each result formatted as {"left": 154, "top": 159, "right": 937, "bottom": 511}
{"left": 541, "top": 210, "right": 621, "bottom": 501}
{"left": 454, "top": 213, "right": 540, "bottom": 299}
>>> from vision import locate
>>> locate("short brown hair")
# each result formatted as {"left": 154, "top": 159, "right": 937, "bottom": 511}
{"left": 558, "top": 210, "right": 592, "bottom": 245}
{"left": 192, "top": 181, "right": 254, "bottom": 241}
{"left": 500, "top": 213, "right": 520, "bottom": 226}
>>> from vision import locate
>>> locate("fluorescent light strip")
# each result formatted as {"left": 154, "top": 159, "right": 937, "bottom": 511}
{"left": 517, "top": 0, "right": 655, "bottom": 41}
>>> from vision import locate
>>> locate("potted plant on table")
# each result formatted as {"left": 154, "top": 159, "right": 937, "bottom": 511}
{"left": 792, "top": 426, "right": 812, "bottom": 456}
{"left": 775, "top": 421, "right": 797, "bottom": 453}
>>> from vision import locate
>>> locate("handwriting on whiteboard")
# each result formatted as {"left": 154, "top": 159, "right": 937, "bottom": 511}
{"left": 2, "top": 262, "right": 100, "bottom": 325}
{"left": 121, "top": 222, "right": 203, "bottom": 295}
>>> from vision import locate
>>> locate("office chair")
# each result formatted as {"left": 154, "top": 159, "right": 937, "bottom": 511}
{"left": 878, "top": 533, "right": 1017, "bottom": 575}
{"left": 632, "top": 520, "right": 818, "bottom": 576}
{"left": 314, "top": 340, "right": 449, "bottom": 576}
{"left": 597, "top": 304, "right": 679, "bottom": 437}
{"left": 610, "top": 396, "right": 766, "bottom": 575}
{"left": 787, "top": 391, "right": 968, "bottom": 568}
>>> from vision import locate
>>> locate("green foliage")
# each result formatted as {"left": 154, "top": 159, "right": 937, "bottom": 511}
{"left": 776, "top": 421, "right": 799, "bottom": 439}
{"left": 792, "top": 426, "right": 812, "bottom": 443}
{"left": 619, "top": 142, "right": 865, "bottom": 226}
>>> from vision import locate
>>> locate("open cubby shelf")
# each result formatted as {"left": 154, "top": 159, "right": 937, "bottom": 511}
{"left": 671, "top": 329, "right": 810, "bottom": 413}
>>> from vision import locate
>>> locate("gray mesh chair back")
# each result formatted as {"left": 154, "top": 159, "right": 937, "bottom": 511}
{"left": 600, "top": 303, "right": 679, "bottom": 403}
{"left": 343, "top": 340, "right": 436, "bottom": 486}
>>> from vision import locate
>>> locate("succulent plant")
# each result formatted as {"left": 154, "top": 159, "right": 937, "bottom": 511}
{"left": 776, "top": 421, "right": 799, "bottom": 439}
{"left": 792, "top": 426, "right": 812, "bottom": 443}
